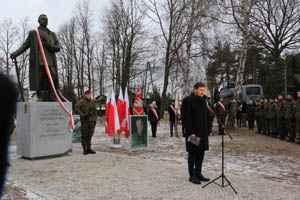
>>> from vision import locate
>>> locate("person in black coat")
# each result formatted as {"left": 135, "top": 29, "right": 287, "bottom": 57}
{"left": 242, "top": 101, "right": 247, "bottom": 127}
{"left": 246, "top": 100, "right": 256, "bottom": 130}
{"left": 168, "top": 100, "right": 176, "bottom": 137}
{"left": 182, "top": 82, "right": 210, "bottom": 184}
{"left": 236, "top": 101, "right": 243, "bottom": 127}
{"left": 148, "top": 101, "right": 160, "bottom": 137}
{"left": 0, "top": 72, "right": 18, "bottom": 197}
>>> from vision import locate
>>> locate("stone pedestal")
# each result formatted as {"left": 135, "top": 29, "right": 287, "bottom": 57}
{"left": 16, "top": 102, "right": 72, "bottom": 159}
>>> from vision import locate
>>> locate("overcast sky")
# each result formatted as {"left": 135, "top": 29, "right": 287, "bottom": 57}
{"left": 0, "top": 0, "right": 110, "bottom": 31}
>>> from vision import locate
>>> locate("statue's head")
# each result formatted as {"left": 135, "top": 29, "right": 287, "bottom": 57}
{"left": 38, "top": 14, "right": 48, "bottom": 27}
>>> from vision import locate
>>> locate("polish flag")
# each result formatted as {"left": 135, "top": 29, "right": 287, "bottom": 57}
{"left": 133, "top": 88, "right": 144, "bottom": 115}
{"left": 107, "top": 89, "right": 120, "bottom": 137}
{"left": 123, "top": 87, "right": 131, "bottom": 138}
{"left": 117, "top": 87, "right": 125, "bottom": 134}
{"left": 105, "top": 92, "right": 111, "bottom": 134}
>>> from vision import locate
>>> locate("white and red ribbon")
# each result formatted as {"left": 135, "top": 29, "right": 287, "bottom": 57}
{"left": 34, "top": 29, "right": 74, "bottom": 131}
{"left": 217, "top": 101, "right": 226, "bottom": 112}
{"left": 170, "top": 105, "right": 176, "bottom": 114}
{"left": 151, "top": 108, "right": 159, "bottom": 121}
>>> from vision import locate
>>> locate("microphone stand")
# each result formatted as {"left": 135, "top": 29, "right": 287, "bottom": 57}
{"left": 203, "top": 100, "right": 237, "bottom": 194}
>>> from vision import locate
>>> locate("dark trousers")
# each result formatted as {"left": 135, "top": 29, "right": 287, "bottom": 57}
{"left": 81, "top": 121, "right": 95, "bottom": 151}
{"left": 151, "top": 123, "right": 157, "bottom": 137}
{"left": 248, "top": 120, "right": 254, "bottom": 130}
{"left": 256, "top": 117, "right": 261, "bottom": 132}
{"left": 237, "top": 118, "right": 242, "bottom": 127}
{"left": 286, "top": 119, "right": 296, "bottom": 139}
{"left": 218, "top": 117, "right": 226, "bottom": 135}
{"left": 277, "top": 117, "right": 286, "bottom": 139}
{"left": 188, "top": 151, "right": 205, "bottom": 178}
{"left": 170, "top": 120, "right": 175, "bottom": 137}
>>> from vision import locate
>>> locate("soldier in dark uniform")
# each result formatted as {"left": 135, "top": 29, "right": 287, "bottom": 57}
{"left": 267, "top": 98, "right": 277, "bottom": 137}
{"left": 259, "top": 99, "right": 265, "bottom": 134}
{"left": 75, "top": 90, "right": 97, "bottom": 154}
{"left": 277, "top": 94, "right": 286, "bottom": 140}
{"left": 263, "top": 98, "right": 270, "bottom": 135}
{"left": 10, "top": 14, "right": 61, "bottom": 101}
{"left": 285, "top": 93, "right": 296, "bottom": 143}
{"left": 273, "top": 97, "right": 279, "bottom": 137}
{"left": 214, "top": 97, "right": 226, "bottom": 135}
{"left": 295, "top": 91, "right": 300, "bottom": 144}
{"left": 255, "top": 100, "right": 261, "bottom": 133}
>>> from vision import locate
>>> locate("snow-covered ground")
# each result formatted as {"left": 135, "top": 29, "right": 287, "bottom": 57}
{"left": 3, "top": 120, "right": 300, "bottom": 199}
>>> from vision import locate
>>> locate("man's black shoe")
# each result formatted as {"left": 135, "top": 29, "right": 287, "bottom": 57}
{"left": 87, "top": 149, "right": 96, "bottom": 154}
{"left": 83, "top": 150, "right": 88, "bottom": 155}
{"left": 198, "top": 174, "right": 210, "bottom": 182}
{"left": 189, "top": 176, "right": 201, "bottom": 184}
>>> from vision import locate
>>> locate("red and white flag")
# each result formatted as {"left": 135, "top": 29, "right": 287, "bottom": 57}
{"left": 117, "top": 87, "right": 125, "bottom": 134}
{"left": 133, "top": 88, "right": 144, "bottom": 115}
{"left": 123, "top": 87, "right": 131, "bottom": 138}
{"left": 107, "top": 89, "right": 120, "bottom": 137}
{"left": 105, "top": 92, "right": 111, "bottom": 134}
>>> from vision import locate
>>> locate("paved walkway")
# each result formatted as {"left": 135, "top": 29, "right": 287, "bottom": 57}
{"left": 6, "top": 145, "right": 300, "bottom": 200}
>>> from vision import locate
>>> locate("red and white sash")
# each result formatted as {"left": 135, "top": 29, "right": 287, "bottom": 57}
{"left": 217, "top": 101, "right": 226, "bottom": 112}
{"left": 151, "top": 108, "right": 159, "bottom": 121}
{"left": 170, "top": 105, "right": 176, "bottom": 114}
{"left": 206, "top": 102, "right": 214, "bottom": 114}
{"left": 34, "top": 29, "right": 74, "bottom": 131}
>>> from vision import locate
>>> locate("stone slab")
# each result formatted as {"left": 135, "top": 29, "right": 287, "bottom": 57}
{"left": 16, "top": 102, "right": 72, "bottom": 158}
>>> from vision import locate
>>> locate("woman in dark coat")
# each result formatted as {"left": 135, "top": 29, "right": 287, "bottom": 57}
{"left": 246, "top": 100, "right": 256, "bottom": 130}
{"left": 182, "top": 82, "right": 210, "bottom": 184}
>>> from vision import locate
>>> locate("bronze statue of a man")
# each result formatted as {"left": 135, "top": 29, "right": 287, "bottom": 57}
{"left": 10, "top": 14, "right": 60, "bottom": 101}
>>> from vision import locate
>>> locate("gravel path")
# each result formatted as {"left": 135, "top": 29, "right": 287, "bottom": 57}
{"left": 3, "top": 121, "right": 300, "bottom": 200}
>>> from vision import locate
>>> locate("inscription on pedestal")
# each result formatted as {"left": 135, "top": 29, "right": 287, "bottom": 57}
{"left": 17, "top": 102, "right": 72, "bottom": 158}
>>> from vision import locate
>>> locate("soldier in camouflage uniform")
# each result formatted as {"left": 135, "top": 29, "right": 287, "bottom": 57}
{"left": 267, "top": 98, "right": 277, "bottom": 137}
{"left": 295, "top": 91, "right": 300, "bottom": 144}
{"left": 255, "top": 100, "right": 261, "bottom": 133}
{"left": 277, "top": 94, "right": 286, "bottom": 140}
{"left": 273, "top": 97, "right": 279, "bottom": 137}
{"left": 263, "top": 98, "right": 269, "bottom": 135}
{"left": 259, "top": 99, "right": 265, "bottom": 134}
{"left": 75, "top": 90, "right": 97, "bottom": 154}
{"left": 285, "top": 93, "right": 296, "bottom": 143}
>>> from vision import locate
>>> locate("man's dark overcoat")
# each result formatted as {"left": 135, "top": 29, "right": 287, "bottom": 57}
{"left": 182, "top": 93, "right": 209, "bottom": 152}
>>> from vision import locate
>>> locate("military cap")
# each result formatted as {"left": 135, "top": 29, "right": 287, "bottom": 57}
{"left": 85, "top": 90, "right": 91, "bottom": 95}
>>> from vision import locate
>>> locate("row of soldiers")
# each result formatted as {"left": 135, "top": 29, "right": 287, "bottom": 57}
{"left": 255, "top": 92, "right": 300, "bottom": 144}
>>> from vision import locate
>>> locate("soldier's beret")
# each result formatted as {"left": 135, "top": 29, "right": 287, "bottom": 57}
{"left": 85, "top": 90, "right": 91, "bottom": 95}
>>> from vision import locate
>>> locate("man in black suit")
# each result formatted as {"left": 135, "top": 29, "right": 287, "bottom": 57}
{"left": 168, "top": 100, "right": 176, "bottom": 137}
{"left": 148, "top": 101, "right": 160, "bottom": 137}
{"left": 182, "top": 82, "right": 210, "bottom": 184}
